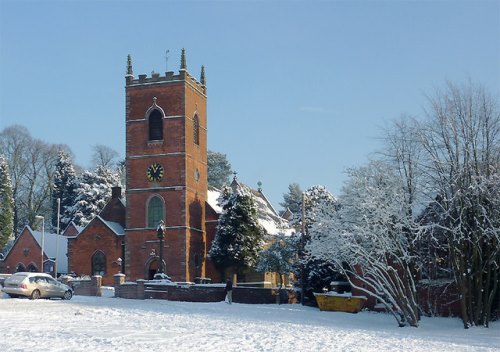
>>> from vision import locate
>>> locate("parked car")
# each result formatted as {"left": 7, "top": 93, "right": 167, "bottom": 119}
{"left": 0, "top": 274, "right": 11, "bottom": 288}
{"left": 1, "top": 272, "right": 73, "bottom": 300}
{"left": 149, "top": 272, "right": 172, "bottom": 284}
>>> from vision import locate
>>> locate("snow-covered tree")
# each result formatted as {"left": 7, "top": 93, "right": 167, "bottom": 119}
{"left": 207, "top": 150, "right": 232, "bottom": 189}
{"left": 69, "top": 165, "right": 122, "bottom": 227}
{"left": 280, "top": 183, "right": 302, "bottom": 214}
{"left": 0, "top": 154, "right": 14, "bottom": 251}
{"left": 308, "top": 161, "right": 420, "bottom": 327}
{"left": 52, "top": 151, "right": 78, "bottom": 231}
{"left": 294, "top": 185, "right": 343, "bottom": 302}
{"left": 208, "top": 185, "right": 265, "bottom": 278}
{"left": 256, "top": 233, "right": 299, "bottom": 288}
{"left": 416, "top": 81, "right": 500, "bottom": 328}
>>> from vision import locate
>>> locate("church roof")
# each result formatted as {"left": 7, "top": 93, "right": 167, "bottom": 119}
{"left": 96, "top": 216, "right": 125, "bottom": 236}
{"left": 207, "top": 181, "right": 293, "bottom": 236}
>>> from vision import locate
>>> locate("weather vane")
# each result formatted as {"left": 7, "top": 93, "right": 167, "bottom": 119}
{"left": 165, "top": 50, "right": 170, "bottom": 72}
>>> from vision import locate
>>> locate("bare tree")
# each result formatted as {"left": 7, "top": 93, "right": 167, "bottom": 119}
{"left": 0, "top": 125, "right": 71, "bottom": 234}
{"left": 417, "top": 81, "right": 500, "bottom": 327}
{"left": 91, "top": 144, "right": 119, "bottom": 169}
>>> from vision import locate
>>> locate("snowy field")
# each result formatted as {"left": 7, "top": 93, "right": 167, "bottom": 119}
{"left": 0, "top": 292, "right": 498, "bottom": 352}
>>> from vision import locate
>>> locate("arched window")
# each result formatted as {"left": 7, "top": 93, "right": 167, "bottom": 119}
{"left": 27, "top": 264, "right": 36, "bottom": 272}
{"left": 148, "top": 196, "right": 164, "bottom": 228}
{"left": 149, "top": 109, "right": 163, "bottom": 141}
{"left": 92, "top": 251, "right": 106, "bottom": 276}
{"left": 193, "top": 114, "right": 200, "bottom": 145}
{"left": 16, "top": 263, "right": 26, "bottom": 272}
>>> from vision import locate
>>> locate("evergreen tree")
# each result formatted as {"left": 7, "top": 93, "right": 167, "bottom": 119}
{"left": 256, "top": 233, "right": 299, "bottom": 288}
{"left": 280, "top": 183, "right": 303, "bottom": 214}
{"left": 52, "top": 151, "right": 78, "bottom": 231}
{"left": 0, "top": 155, "right": 14, "bottom": 251}
{"left": 207, "top": 150, "right": 232, "bottom": 189}
{"left": 209, "top": 186, "right": 265, "bottom": 277}
{"left": 70, "top": 165, "right": 121, "bottom": 227}
{"left": 294, "top": 185, "right": 344, "bottom": 303}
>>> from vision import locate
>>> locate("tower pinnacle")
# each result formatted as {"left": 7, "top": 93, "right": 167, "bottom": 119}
{"left": 180, "top": 48, "right": 187, "bottom": 70}
{"left": 126, "top": 54, "right": 133, "bottom": 76}
{"left": 200, "top": 65, "right": 206, "bottom": 85}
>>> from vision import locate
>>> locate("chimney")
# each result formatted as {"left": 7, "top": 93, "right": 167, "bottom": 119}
{"left": 111, "top": 186, "right": 122, "bottom": 199}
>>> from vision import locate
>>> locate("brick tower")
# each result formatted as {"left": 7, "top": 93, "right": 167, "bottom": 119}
{"left": 124, "top": 50, "right": 208, "bottom": 282}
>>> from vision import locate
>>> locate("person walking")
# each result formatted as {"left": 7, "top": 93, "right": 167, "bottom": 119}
{"left": 224, "top": 277, "right": 233, "bottom": 304}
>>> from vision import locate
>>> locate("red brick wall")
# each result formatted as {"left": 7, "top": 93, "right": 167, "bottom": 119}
{"left": 62, "top": 223, "right": 80, "bottom": 237}
{"left": 417, "top": 282, "right": 462, "bottom": 317}
{"left": 99, "top": 197, "right": 125, "bottom": 226}
{"left": 0, "top": 228, "right": 45, "bottom": 273}
{"left": 114, "top": 280, "right": 287, "bottom": 304}
{"left": 68, "top": 218, "right": 123, "bottom": 285}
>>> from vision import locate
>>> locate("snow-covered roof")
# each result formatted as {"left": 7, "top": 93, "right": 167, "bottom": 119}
{"left": 31, "top": 228, "right": 69, "bottom": 273}
{"left": 97, "top": 216, "right": 125, "bottom": 236}
{"left": 206, "top": 182, "right": 294, "bottom": 236}
{"left": 207, "top": 189, "right": 223, "bottom": 213}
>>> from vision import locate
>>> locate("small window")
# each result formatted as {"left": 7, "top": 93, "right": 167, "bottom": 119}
{"left": 149, "top": 110, "right": 163, "bottom": 141}
{"left": 148, "top": 196, "right": 164, "bottom": 228}
{"left": 92, "top": 251, "right": 106, "bottom": 276}
{"left": 193, "top": 114, "right": 200, "bottom": 145}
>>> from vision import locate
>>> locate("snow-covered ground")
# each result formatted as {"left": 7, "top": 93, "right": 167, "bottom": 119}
{"left": 0, "top": 292, "right": 498, "bottom": 352}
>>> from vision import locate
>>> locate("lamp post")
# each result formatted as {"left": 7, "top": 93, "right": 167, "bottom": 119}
{"left": 156, "top": 221, "right": 165, "bottom": 274}
{"left": 300, "top": 193, "right": 306, "bottom": 305}
{"left": 55, "top": 198, "right": 60, "bottom": 278}
{"left": 35, "top": 215, "right": 45, "bottom": 273}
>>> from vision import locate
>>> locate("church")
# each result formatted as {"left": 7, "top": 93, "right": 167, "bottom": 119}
{"left": 0, "top": 51, "right": 290, "bottom": 285}
{"left": 66, "top": 51, "right": 290, "bottom": 285}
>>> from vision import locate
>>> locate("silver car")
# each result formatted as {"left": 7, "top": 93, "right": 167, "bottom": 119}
{"left": 2, "top": 272, "right": 73, "bottom": 300}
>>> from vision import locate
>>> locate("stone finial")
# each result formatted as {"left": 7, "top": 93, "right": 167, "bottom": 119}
{"left": 126, "top": 54, "right": 133, "bottom": 76}
{"left": 200, "top": 65, "right": 206, "bottom": 85}
{"left": 180, "top": 48, "right": 187, "bottom": 70}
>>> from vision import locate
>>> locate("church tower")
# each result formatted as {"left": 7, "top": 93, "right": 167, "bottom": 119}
{"left": 124, "top": 50, "right": 208, "bottom": 282}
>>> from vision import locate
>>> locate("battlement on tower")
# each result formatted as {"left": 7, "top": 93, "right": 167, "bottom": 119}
{"left": 125, "top": 50, "right": 206, "bottom": 95}
{"left": 126, "top": 70, "right": 205, "bottom": 94}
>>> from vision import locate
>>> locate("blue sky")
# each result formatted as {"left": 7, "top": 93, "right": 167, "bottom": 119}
{"left": 0, "top": 0, "right": 499, "bottom": 209}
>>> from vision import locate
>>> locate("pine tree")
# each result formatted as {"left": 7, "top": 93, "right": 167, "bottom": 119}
{"left": 280, "top": 183, "right": 303, "bottom": 214}
{"left": 207, "top": 150, "right": 232, "bottom": 189}
{"left": 256, "top": 233, "right": 299, "bottom": 288}
{"left": 209, "top": 186, "right": 265, "bottom": 277}
{"left": 70, "top": 165, "right": 121, "bottom": 227}
{"left": 0, "top": 154, "right": 14, "bottom": 251}
{"left": 295, "top": 185, "right": 344, "bottom": 302}
{"left": 52, "top": 151, "right": 78, "bottom": 231}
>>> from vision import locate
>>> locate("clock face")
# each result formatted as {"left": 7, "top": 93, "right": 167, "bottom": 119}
{"left": 147, "top": 163, "right": 164, "bottom": 182}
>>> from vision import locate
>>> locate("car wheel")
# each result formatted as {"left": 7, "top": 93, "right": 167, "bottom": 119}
{"left": 30, "top": 289, "right": 41, "bottom": 300}
{"left": 63, "top": 290, "right": 72, "bottom": 300}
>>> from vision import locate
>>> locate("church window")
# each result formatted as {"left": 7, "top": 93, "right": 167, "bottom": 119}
{"left": 194, "top": 253, "right": 200, "bottom": 269}
{"left": 193, "top": 114, "right": 200, "bottom": 145}
{"left": 149, "top": 109, "right": 163, "bottom": 141}
{"left": 16, "top": 263, "right": 26, "bottom": 272}
{"left": 92, "top": 251, "right": 106, "bottom": 276}
{"left": 148, "top": 196, "right": 164, "bottom": 228}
